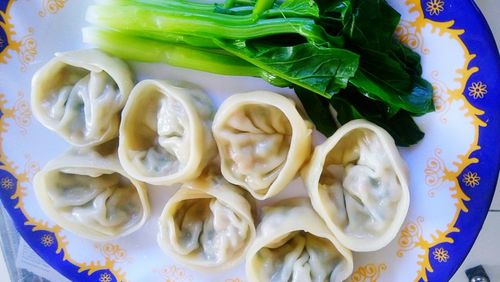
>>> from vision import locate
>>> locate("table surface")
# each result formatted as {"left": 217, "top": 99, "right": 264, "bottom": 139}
{"left": 0, "top": 1, "right": 498, "bottom": 281}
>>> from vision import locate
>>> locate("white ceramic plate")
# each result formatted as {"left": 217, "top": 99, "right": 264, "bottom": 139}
{"left": 0, "top": 0, "right": 499, "bottom": 281}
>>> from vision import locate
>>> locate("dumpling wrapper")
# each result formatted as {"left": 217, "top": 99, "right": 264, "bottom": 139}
{"left": 246, "top": 198, "right": 353, "bottom": 282}
{"left": 158, "top": 172, "right": 256, "bottom": 271}
{"left": 303, "top": 119, "right": 410, "bottom": 252}
{"left": 212, "top": 91, "right": 312, "bottom": 200}
{"left": 34, "top": 144, "right": 150, "bottom": 241}
{"left": 31, "top": 49, "right": 134, "bottom": 147}
{"left": 119, "top": 79, "right": 216, "bottom": 186}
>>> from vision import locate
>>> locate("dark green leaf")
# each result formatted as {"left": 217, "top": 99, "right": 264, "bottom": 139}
{"left": 318, "top": 0, "right": 434, "bottom": 116}
{"left": 344, "top": 0, "right": 401, "bottom": 51}
{"left": 348, "top": 41, "right": 434, "bottom": 115}
{"left": 217, "top": 39, "right": 359, "bottom": 98}
{"left": 358, "top": 47, "right": 412, "bottom": 91}
{"left": 295, "top": 86, "right": 337, "bottom": 136}
{"left": 377, "top": 110, "right": 425, "bottom": 146}
{"left": 316, "top": 0, "right": 352, "bottom": 36}
{"left": 330, "top": 90, "right": 425, "bottom": 146}
{"left": 335, "top": 86, "right": 398, "bottom": 117}
{"left": 320, "top": 0, "right": 352, "bottom": 20}
{"left": 390, "top": 40, "right": 423, "bottom": 77}
{"left": 350, "top": 70, "right": 434, "bottom": 115}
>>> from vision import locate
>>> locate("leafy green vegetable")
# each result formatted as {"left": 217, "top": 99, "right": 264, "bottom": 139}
{"left": 295, "top": 86, "right": 337, "bottom": 136}
{"left": 85, "top": 0, "right": 435, "bottom": 145}
{"left": 295, "top": 85, "right": 425, "bottom": 146}
{"left": 331, "top": 89, "right": 425, "bottom": 146}
{"left": 343, "top": 0, "right": 401, "bottom": 51}
{"left": 316, "top": 0, "right": 352, "bottom": 35}
{"left": 350, "top": 65, "right": 434, "bottom": 115}
{"left": 217, "top": 39, "right": 359, "bottom": 97}
{"left": 390, "top": 41, "right": 423, "bottom": 77}
{"left": 87, "top": 4, "right": 323, "bottom": 41}
{"left": 82, "top": 27, "right": 288, "bottom": 87}
{"left": 333, "top": 0, "right": 434, "bottom": 115}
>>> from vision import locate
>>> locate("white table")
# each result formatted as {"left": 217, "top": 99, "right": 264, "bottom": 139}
{"left": 0, "top": 1, "right": 498, "bottom": 281}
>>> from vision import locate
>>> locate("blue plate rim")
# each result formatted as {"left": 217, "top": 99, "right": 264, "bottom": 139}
{"left": 418, "top": 0, "right": 500, "bottom": 280}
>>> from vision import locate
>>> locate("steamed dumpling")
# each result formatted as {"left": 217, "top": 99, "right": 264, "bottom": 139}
{"left": 302, "top": 119, "right": 410, "bottom": 252}
{"left": 118, "top": 79, "right": 216, "bottom": 186}
{"left": 31, "top": 49, "right": 134, "bottom": 147}
{"left": 212, "top": 91, "right": 312, "bottom": 200}
{"left": 246, "top": 198, "right": 353, "bottom": 282}
{"left": 33, "top": 144, "right": 149, "bottom": 241}
{"left": 158, "top": 172, "right": 256, "bottom": 271}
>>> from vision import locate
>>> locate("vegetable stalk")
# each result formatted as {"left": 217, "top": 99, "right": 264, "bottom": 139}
{"left": 84, "top": 0, "right": 435, "bottom": 146}
{"left": 82, "top": 28, "right": 290, "bottom": 86}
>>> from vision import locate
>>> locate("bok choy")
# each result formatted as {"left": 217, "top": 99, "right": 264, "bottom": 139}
{"left": 84, "top": 0, "right": 434, "bottom": 146}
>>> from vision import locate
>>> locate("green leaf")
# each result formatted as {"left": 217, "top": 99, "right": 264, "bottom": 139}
{"left": 344, "top": 0, "right": 401, "bottom": 51}
{"left": 350, "top": 69, "right": 434, "bottom": 115}
{"left": 316, "top": 0, "right": 434, "bottom": 116}
{"left": 295, "top": 86, "right": 337, "bottom": 136}
{"left": 330, "top": 90, "right": 425, "bottom": 146}
{"left": 348, "top": 42, "right": 434, "bottom": 115}
{"left": 390, "top": 40, "right": 423, "bottom": 77}
{"left": 272, "top": 0, "right": 319, "bottom": 18}
{"left": 316, "top": 0, "right": 352, "bottom": 35}
{"left": 217, "top": 39, "right": 360, "bottom": 98}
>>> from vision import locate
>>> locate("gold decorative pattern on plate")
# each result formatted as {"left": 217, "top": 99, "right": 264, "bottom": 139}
{"left": 395, "top": 20, "right": 430, "bottom": 55}
{"left": 0, "top": 92, "right": 128, "bottom": 282}
{"left": 430, "top": 71, "right": 453, "bottom": 124}
{"left": 99, "top": 273, "right": 112, "bottom": 282}
{"left": 0, "top": 5, "right": 37, "bottom": 68}
{"left": 433, "top": 247, "right": 450, "bottom": 263}
{"left": 39, "top": 0, "right": 67, "bottom": 17}
{"left": 425, "top": 148, "right": 458, "bottom": 197}
{"left": 424, "top": 148, "right": 446, "bottom": 188}
{"left": 1, "top": 177, "right": 14, "bottom": 190}
{"left": 0, "top": 3, "right": 21, "bottom": 64}
{"left": 17, "top": 27, "right": 37, "bottom": 71}
{"left": 351, "top": 264, "right": 387, "bottom": 282}
{"left": 95, "top": 243, "right": 130, "bottom": 263}
{"left": 41, "top": 234, "right": 55, "bottom": 247}
{"left": 397, "top": 216, "right": 425, "bottom": 257}
{"left": 153, "top": 265, "right": 193, "bottom": 282}
{"left": 77, "top": 259, "right": 126, "bottom": 282}
{"left": 13, "top": 91, "right": 32, "bottom": 134}
{"left": 425, "top": 0, "right": 445, "bottom": 16}
{"left": 468, "top": 81, "right": 488, "bottom": 99}
{"left": 23, "top": 154, "right": 40, "bottom": 184}
{"left": 462, "top": 171, "right": 480, "bottom": 188}
{"left": 401, "top": 1, "right": 485, "bottom": 280}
